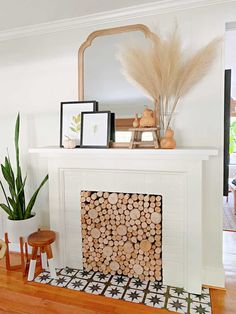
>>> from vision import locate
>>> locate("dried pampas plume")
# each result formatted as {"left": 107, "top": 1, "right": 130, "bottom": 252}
{"left": 117, "top": 27, "right": 221, "bottom": 131}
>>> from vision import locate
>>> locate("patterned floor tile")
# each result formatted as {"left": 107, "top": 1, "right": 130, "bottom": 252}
{"left": 84, "top": 282, "right": 106, "bottom": 295}
{"left": 33, "top": 267, "right": 212, "bottom": 313}
{"left": 190, "top": 292, "right": 211, "bottom": 304}
{"left": 166, "top": 296, "right": 188, "bottom": 313}
{"left": 60, "top": 267, "right": 79, "bottom": 277}
{"left": 110, "top": 275, "right": 129, "bottom": 287}
{"left": 93, "top": 272, "right": 111, "bottom": 283}
{"left": 190, "top": 302, "right": 212, "bottom": 314}
{"left": 67, "top": 278, "right": 88, "bottom": 291}
{"left": 104, "top": 285, "right": 125, "bottom": 299}
{"left": 129, "top": 278, "right": 148, "bottom": 290}
{"left": 50, "top": 275, "right": 71, "bottom": 287}
{"left": 169, "top": 287, "right": 189, "bottom": 299}
{"left": 34, "top": 271, "right": 52, "bottom": 284}
{"left": 148, "top": 282, "right": 167, "bottom": 294}
{"left": 76, "top": 269, "right": 94, "bottom": 280}
{"left": 144, "top": 292, "right": 165, "bottom": 308}
{"left": 123, "top": 288, "right": 145, "bottom": 303}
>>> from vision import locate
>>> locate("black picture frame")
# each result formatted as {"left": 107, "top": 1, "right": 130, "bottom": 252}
{"left": 110, "top": 112, "right": 116, "bottom": 143}
{"left": 60, "top": 101, "right": 98, "bottom": 147}
{"left": 80, "top": 111, "right": 111, "bottom": 148}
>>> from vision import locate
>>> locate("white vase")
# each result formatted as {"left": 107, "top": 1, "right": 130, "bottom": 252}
{"left": 63, "top": 138, "right": 77, "bottom": 149}
{"left": 6, "top": 214, "right": 38, "bottom": 243}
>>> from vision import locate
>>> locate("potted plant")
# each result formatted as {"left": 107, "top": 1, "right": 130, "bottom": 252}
{"left": 0, "top": 113, "right": 48, "bottom": 243}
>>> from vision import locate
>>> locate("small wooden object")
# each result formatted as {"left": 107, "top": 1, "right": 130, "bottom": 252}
{"left": 0, "top": 239, "right": 7, "bottom": 259}
{"left": 139, "top": 107, "right": 156, "bottom": 128}
{"left": 27, "top": 230, "right": 57, "bottom": 281}
{"left": 129, "top": 128, "right": 159, "bottom": 149}
{"left": 132, "top": 114, "right": 139, "bottom": 128}
{"left": 4, "top": 233, "right": 29, "bottom": 276}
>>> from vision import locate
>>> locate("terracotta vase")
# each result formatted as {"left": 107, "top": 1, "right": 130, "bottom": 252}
{"left": 132, "top": 114, "right": 139, "bottom": 128}
{"left": 139, "top": 108, "right": 155, "bottom": 128}
{"left": 160, "top": 128, "right": 176, "bottom": 149}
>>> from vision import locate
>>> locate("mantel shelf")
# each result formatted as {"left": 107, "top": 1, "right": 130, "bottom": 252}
{"left": 29, "top": 146, "right": 218, "bottom": 161}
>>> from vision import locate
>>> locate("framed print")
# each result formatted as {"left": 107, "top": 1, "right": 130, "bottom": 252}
{"left": 60, "top": 101, "right": 98, "bottom": 147}
{"left": 80, "top": 111, "right": 111, "bottom": 148}
{"left": 110, "top": 112, "right": 116, "bottom": 142}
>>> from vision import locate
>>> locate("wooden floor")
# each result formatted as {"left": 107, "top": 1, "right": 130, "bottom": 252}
{"left": 210, "top": 231, "right": 236, "bottom": 313}
{"left": 0, "top": 232, "right": 236, "bottom": 314}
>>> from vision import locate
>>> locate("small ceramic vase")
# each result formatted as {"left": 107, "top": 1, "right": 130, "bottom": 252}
{"left": 132, "top": 114, "right": 139, "bottom": 128}
{"left": 160, "top": 128, "right": 176, "bottom": 149}
{"left": 63, "top": 138, "right": 76, "bottom": 149}
{"left": 139, "top": 107, "right": 155, "bottom": 128}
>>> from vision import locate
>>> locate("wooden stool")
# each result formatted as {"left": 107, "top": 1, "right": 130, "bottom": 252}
{"left": 4, "top": 233, "right": 29, "bottom": 276}
{"left": 129, "top": 128, "right": 159, "bottom": 149}
{"left": 0, "top": 239, "right": 7, "bottom": 259}
{"left": 27, "top": 230, "right": 57, "bottom": 281}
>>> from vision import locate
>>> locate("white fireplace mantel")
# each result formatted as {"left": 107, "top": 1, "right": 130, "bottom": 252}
{"left": 29, "top": 147, "right": 218, "bottom": 294}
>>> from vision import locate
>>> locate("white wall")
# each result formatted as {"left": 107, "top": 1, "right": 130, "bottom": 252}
{"left": 0, "top": 1, "right": 236, "bottom": 286}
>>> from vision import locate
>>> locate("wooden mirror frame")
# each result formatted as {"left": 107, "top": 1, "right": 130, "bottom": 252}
{"left": 78, "top": 24, "right": 153, "bottom": 130}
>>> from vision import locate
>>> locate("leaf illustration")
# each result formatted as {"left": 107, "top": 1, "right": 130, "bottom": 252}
{"left": 70, "top": 114, "right": 81, "bottom": 133}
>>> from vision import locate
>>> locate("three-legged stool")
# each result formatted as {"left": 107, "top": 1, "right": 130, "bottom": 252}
{"left": 27, "top": 230, "right": 57, "bottom": 281}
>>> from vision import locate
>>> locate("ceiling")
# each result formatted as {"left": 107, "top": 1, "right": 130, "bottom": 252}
{"left": 0, "top": 0, "right": 163, "bottom": 31}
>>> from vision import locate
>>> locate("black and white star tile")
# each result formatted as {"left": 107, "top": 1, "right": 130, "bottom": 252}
{"left": 33, "top": 268, "right": 212, "bottom": 314}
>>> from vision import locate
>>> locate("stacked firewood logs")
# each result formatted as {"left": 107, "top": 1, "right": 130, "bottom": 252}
{"left": 81, "top": 191, "right": 162, "bottom": 282}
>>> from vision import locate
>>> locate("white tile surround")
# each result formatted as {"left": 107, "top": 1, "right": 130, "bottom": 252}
{"left": 29, "top": 147, "right": 218, "bottom": 294}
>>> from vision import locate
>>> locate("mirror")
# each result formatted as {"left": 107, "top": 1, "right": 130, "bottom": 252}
{"left": 78, "top": 24, "right": 153, "bottom": 141}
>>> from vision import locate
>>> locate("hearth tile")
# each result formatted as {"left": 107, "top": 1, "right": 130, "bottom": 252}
{"left": 60, "top": 267, "right": 79, "bottom": 277}
{"left": 34, "top": 271, "right": 52, "bottom": 284}
{"left": 50, "top": 275, "right": 71, "bottom": 287}
{"left": 148, "top": 282, "right": 166, "bottom": 294}
{"left": 144, "top": 292, "right": 165, "bottom": 308}
{"left": 104, "top": 285, "right": 125, "bottom": 299}
{"left": 189, "top": 292, "right": 211, "bottom": 304}
{"left": 67, "top": 278, "right": 88, "bottom": 291}
{"left": 123, "top": 288, "right": 145, "bottom": 303}
{"left": 169, "top": 287, "right": 189, "bottom": 299}
{"left": 76, "top": 269, "right": 95, "bottom": 279}
{"left": 84, "top": 282, "right": 106, "bottom": 295}
{"left": 166, "top": 296, "right": 188, "bottom": 313}
{"left": 190, "top": 301, "right": 211, "bottom": 314}
{"left": 129, "top": 278, "right": 148, "bottom": 290}
{"left": 93, "top": 272, "right": 112, "bottom": 283}
{"left": 110, "top": 275, "right": 129, "bottom": 287}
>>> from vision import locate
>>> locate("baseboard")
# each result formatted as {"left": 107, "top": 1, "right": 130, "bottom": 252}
{"left": 203, "top": 266, "right": 225, "bottom": 288}
{"left": 203, "top": 284, "right": 226, "bottom": 291}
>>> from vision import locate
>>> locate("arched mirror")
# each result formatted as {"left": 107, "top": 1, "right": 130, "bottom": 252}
{"left": 78, "top": 24, "right": 154, "bottom": 141}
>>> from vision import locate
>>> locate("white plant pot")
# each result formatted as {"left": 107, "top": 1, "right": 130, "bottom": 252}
{"left": 6, "top": 214, "right": 38, "bottom": 243}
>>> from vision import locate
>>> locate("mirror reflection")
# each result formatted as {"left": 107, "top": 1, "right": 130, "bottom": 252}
{"left": 84, "top": 31, "right": 153, "bottom": 119}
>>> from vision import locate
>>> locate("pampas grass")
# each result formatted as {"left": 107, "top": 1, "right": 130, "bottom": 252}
{"left": 117, "top": 27, "right": 221, "bottom": 131}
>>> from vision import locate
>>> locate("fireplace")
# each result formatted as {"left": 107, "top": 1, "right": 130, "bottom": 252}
{"left": 29, "top": 147, "right": 219, "bottom": 294}
{"left": 81, "top": 190, "right": 162, "bottom": 282}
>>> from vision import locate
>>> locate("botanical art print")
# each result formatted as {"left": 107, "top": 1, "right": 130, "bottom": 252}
{"left": 80, "top": 111, "right": 111, "bottom": 148}
{"left": 60, "top": 101, "right": 98, "bottom": 147}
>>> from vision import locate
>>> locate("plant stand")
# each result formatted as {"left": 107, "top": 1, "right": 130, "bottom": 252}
{"left": 4, "top": 233, "right": 30, "bottom": 276}
{"left": 129, "top": 128, "right": 159, "bottom": 149}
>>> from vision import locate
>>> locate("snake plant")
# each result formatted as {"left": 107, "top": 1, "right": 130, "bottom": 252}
{"left": 0, "top": 113, "right": 48, "bottom": 220}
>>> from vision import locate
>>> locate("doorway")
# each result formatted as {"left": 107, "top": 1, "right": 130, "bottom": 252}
{"left": 223, "top": 26, "right": 236, "bottom": 231}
